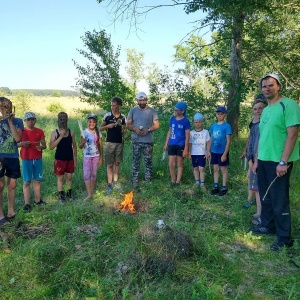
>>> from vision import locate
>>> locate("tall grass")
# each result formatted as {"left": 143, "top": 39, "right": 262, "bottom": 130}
{"left": 0, "top": 110, "right": 299, "bottom": 300}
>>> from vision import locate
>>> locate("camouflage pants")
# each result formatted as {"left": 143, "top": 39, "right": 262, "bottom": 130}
{"left": 132, "top": 143, "right": 153, "bottom": 184}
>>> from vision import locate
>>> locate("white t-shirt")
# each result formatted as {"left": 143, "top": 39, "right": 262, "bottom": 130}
{"left": 189, "top": 129, "right": 210, "bottom": 155}
{"left": 83, "top": 129, "right": 102, "bottom": 157}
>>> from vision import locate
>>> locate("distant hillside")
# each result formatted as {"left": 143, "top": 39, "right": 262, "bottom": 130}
{"left": 12, "top": 89, "right": 80, "bottom": 97}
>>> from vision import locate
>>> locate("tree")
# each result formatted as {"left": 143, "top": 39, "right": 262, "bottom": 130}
{"left": 13, "top": 90, "right": 33, "bottom": 115}
{"left": 73, "top": 29, "right": 133, "bottom": 112}
{"left": 97, "top": 0, "right": 300, "bottom": 134}
{"left": 0, "top": 87, "right": 12, "bottom": 96}
{"left": 125, "top": 48, "right": 145, "bottom": 92}
{"left": 51, "top": 91, "right": 61, "bottom": 97}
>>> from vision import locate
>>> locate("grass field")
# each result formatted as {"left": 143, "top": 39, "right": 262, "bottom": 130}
{"left": 0, "top": 97, "right": 300, "bottom": 299}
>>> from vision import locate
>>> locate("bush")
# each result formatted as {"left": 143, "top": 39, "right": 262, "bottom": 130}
{"left": 46, "top": 102, "right": 65, "bottom": 113}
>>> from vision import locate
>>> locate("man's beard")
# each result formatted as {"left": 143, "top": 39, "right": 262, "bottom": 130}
{"left": 138, "top": 103, "right": 147, "bottom": 109}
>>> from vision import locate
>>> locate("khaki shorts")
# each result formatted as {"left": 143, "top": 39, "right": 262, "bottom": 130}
{"left": 104, "top": 142, "right": 123, "bottom": 164}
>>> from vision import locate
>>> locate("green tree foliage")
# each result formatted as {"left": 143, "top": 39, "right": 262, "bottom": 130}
{"left": 73, "top": 29, "right": 133, "bottom": 112}
{"left": 0, "top": 87, "right": 12, "bottom": 96}
{"left": 125, "top": 48, "right": 145, "bottom": 92}
{"left": 97, "top": 0, "right": 300, "bottom": 134}
{"left": 13, "top": 90, "right": 33, "bottom": 115}
{"left": 51, "top": 90, "right": 61, "bottom": 97}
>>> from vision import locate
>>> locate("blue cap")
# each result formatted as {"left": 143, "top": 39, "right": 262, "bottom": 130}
{"left": 193, "top": 113, "right": 204, "bottom": 121}
{"left": 216, "top": 106, "right": 227, "bottom": 113}
{"left": 175, "top": 101, "right": 187, "bottom": 116}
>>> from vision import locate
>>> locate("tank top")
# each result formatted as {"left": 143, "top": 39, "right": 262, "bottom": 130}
{"left": 55, "top": 129, "right": 74, "bottom": 160}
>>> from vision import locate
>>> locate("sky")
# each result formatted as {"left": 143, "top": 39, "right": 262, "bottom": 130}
{"left": 0, "top": 0, "right": 206, "bottom": 91}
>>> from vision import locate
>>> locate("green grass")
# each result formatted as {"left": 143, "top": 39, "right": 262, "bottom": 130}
{"left": 0, "top": 115, "right": 299, "bottom": 300}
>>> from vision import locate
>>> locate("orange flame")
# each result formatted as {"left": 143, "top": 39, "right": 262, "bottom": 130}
{"left": 120, "top": 190, "right": 136, "bottom": 213}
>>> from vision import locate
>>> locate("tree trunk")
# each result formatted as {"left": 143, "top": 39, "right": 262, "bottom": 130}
{"left": 227, "top": 14, "right": 244, "bottom": 137}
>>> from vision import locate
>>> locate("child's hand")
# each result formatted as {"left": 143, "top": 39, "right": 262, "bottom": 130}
{"left": 205, "top": 152, "right": 211, "bottom": 160}
{"left": 59, "top": 128, "right": 66, "bottom": 136}
{"left": 98, "top": 159, "right": 103, "bottom": 167}
{"left": 182, "top": 149, "right": 188, "bottom": 158}
{"left": 221, "top": 154, "right": 227, "bottom": 162}
{"left": 22, "top": 141, "right": 31, "bottom": 148}
{"left": 36, "top": 145, "right": 43, "bottom": 151}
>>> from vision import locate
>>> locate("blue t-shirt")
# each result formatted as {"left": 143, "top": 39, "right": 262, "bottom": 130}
{"left": 0, "top": 118, "right": 24, "bottom": 158}
{"left": 168, "top": 116, "right": 191, "bottom": 147}
{"left": 209, "top": 122, "right": 232, "bottom": 154}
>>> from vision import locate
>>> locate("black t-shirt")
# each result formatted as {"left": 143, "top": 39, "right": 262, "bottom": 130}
{"left": 103, "top": 112, "right": 126, "bottom": 143}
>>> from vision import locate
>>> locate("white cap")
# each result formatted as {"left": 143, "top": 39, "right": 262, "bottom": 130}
{"left": 136, "top": 92, "right": 147, "bottom": 100}
{"left": 260, "top": 73, "right": 282, "bottom": 90}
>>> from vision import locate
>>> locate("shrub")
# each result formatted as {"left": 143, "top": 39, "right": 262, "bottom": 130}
{"left": 47, "top": 102, "right": 65, "bottom": 113}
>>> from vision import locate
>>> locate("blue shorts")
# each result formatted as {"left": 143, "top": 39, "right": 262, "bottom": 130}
{"left": 210, "top": 152, "right": 230, "bottom": 166}
{"left": 191, "top": 155, "right": 206, "bottom": 168}
{"left": 22, "top": 159, "right": 44, "bottom": 182}
{"left": 0, "top": 157, "right": 21, "bottom": 179}
{"left": 168, "top": 145, "right": 184, "bottom": 157}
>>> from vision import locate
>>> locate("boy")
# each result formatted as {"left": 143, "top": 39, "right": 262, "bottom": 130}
{"left": 208, "top": 106, "right": 232, "bottom": 196}
{"left": 19, "top": 112, "right": 47, "bottom": 212}
{"left": 163, "top": 101, "right": 190, "bottom": 186}
{"left": 99, "top": 97, "right": 126, "bottom": 195}
{"left": 49, "top": 112, "right": 77, "bottom": 204}
{"left": 0, "top": 97, "right": 23, "bottom": 226}
{"left": 189, "top": 113, "right": 210, "bottom": 191}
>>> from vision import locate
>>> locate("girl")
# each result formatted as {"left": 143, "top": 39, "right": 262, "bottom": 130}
{"left": 79, "top": 114, "right": 103, "bottom": 200}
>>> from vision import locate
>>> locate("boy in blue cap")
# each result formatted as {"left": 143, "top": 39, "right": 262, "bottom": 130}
{"left": 189, "top": 112, "right": 210, "bottom": 191}
{"left": 208, "top": 106, "right": 232, "bottom": 196}
{"left": 163, "top": 101, "right": 190, "bottom": 186}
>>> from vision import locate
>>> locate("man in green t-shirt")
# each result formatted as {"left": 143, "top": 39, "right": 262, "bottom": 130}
{"left": 251, "top": 73, "right": 300, "bottom": 251}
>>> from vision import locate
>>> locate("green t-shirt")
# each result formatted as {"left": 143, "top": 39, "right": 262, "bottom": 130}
{"left": 258, "top": 97, "right": 300, "bottom": 162}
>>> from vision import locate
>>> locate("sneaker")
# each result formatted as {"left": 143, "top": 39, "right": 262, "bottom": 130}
{"left": 218, "top": 188, "right": 228, "bottom": 196}
{"left": 210, "top": 188, "right": 219, "bottom": 195}
{"left": 34, "top": 199, "right": 46, "bottom": 206}
{"left": 250, "top": 226, "right": 276, "bottom": 236}
{"left": 23, "top": 204, "right": 32, "bottom": 212}
{"left": 106, "top": 184, "right": 113, "bottom": 195}
{"left": 270, "top": 239, "right": 294, "bottom": 251}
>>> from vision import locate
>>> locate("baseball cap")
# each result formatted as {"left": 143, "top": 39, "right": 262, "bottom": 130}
{"left": 215, "top": 106, "right": 227, "bottom": 113}
{"left": 136, "top": 92, "right": 147, "bottom": 100}
{"left": 194, "top": 113, "right": 204, "bottom": 121}
{"left": 260, "top": 73, "right": 282, "bottom": 90}
{"left": 87, "top": 113, "right": 98, "bottom": 121}
{"left": 24, "top": 111, "right": 36, "bottom": 120}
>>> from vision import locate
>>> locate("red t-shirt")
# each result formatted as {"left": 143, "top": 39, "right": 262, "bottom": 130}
{"left": 20, "top": 127, "right": 45, "bottom": 160}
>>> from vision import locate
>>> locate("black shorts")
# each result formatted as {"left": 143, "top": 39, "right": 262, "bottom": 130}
{"left": 168, "top": 145, "right": 184, "bottom": 157}
{"left": 0, "top": 157, "right": 21, "bottom": 179}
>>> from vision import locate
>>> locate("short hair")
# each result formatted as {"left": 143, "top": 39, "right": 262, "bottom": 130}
{"left": 111, "top": 97, "right": 123, "bottom": 106}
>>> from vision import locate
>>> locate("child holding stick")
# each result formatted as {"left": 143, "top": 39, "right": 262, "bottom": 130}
{"left": 79, "top": 114, "right": 103, "bottom": 200}
{"left": 19, "top": 112, "right": 47, "bottom": 212}
{"left": 49, "top": 112, "right": 77, "bottom": 204}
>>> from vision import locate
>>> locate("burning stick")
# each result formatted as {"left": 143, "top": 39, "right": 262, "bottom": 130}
{"left": 77, "top": 119, "right": 84, "bottom": 137}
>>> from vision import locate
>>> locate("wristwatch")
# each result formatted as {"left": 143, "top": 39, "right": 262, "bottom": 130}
{"left": 279, "top": 161, "right": 287, "bottom": 166}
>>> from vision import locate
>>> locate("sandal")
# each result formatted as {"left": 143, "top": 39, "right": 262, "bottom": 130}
{"left": 243, "top": 199, "right": 255, "bottom": 209}
{"left": 0, "top": 217, "right": 9, "bottom": 227}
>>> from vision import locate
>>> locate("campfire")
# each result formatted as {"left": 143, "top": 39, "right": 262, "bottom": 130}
{"left": 120, "top": 190, "right": 136, "bottom": 213}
